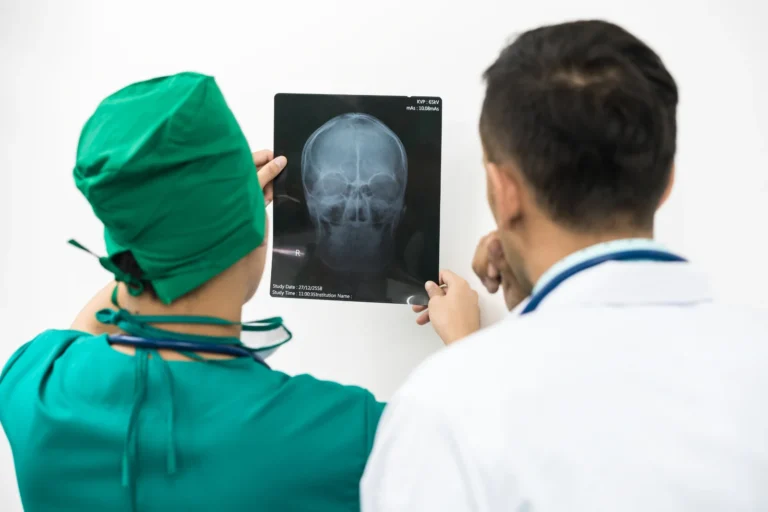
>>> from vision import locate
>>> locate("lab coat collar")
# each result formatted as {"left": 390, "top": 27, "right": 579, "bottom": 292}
{"left": 514, "top": 260, "right": 713, "bottom": 314}
{"left": 532, "top": 238, "right": 665, "bottom": 294}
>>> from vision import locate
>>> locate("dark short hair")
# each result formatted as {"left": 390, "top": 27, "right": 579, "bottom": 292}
{"left": 112, "top": 251, "right": 157, "bottom": 296}
{"left": 480, "top": 20, "right": 678, "bottom": 230}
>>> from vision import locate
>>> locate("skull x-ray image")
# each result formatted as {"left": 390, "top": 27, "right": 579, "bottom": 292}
{"left": 271, "top": 93, "right": 442, "bottom": 305}
{"left": 302, "top": 113, "right": 408, "bottom": 273}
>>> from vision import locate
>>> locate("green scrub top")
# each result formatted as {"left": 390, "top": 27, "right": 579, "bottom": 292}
{"left": 0, "top": 330, "right": 385, "bottom": 511}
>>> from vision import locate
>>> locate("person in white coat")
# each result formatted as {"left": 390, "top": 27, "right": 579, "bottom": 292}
{"left": 360, "top": 19, "right": 768, "bottom": 512}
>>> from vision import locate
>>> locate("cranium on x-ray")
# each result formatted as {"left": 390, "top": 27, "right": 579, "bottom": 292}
{"left": 301, "top": 113, "right": 407, "bottom": 272}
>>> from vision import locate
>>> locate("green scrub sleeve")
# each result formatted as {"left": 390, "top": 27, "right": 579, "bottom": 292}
{"left": 0, "top": 341, "right": 33, "bottom": 385}
{"left": 365, "top": 397, "right": 387, "bottom": 456}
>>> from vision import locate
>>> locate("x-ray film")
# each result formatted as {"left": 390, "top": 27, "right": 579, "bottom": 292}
{"left": 271, "top": 93, "right": 442, "bottom": 305}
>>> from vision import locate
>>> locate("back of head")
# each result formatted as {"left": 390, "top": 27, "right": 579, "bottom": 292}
{"left": 73, "top": 72, "right": 266, "bottom": 304}
{"left": 480, "top": 20, "right": 678, "bottom": 231}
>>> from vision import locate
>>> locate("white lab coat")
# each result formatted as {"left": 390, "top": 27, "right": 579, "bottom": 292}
{"left": 361, "top": 260, "right": 768, "bottom": 511}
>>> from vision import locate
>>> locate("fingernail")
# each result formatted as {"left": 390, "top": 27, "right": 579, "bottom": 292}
{"left": 425, "top": 281, "right": 437, "bottom": 291}
{"left": 274, "top": 156, "right": 287, "bottom": 169}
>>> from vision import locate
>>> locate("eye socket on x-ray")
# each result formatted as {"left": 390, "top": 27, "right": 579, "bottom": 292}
{"left": 319, "top": 174, "right": 348, "bottom": 196}
{"left": 368, "top": 175, "right": 400, "bottom": 200}
{"left": 316, "top": 172, "right": 400, "bottom": 200}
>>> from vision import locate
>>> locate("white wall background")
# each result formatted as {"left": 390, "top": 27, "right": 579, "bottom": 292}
{"left": 1, "top": 0, "right": 766, "bottom": 508}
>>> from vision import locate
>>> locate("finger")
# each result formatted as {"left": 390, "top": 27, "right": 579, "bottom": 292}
{"left": 258, "top": 156, "right": 287, "bottom": 189}
{"left": 264, "top": 183, "right": 274, "bottom": 205}
{"left": 252, "top": 150, "right": 274, "bottom": 168}
{"left": 483, "top": 277, "right": 500, "bottom": 294}
{"left": 438, "top": 269, "right": 465, "bottom": 288}
{"left": 416, "top": 310, "right": 431, "bottom": 325}
{"left": 412, "top": 304, "right": 427, "bottom": 313}
{"left": 488, "top": 238, "right": 510, "bottom": 271}
{"left": 425, "top": 281, "right": 445, "bottom": 299}
{"left": 471, "top": 234, "right": 492, "bottom": 278}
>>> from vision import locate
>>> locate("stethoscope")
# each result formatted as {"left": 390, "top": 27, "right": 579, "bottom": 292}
{"left": 520, "top": 249, "right": 687, "bottom": 315}
{"left": 106, "top": 250, "right": 686, "bottom": 354}
{"left": 107, "top": 334, "right": 271, "bottom": 368}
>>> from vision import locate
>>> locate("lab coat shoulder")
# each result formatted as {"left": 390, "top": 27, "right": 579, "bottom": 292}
{"left": 386, "top": 315, "right": 547, "bottom": 409}
{"left": 361, "top": 319, "right": 529, "bottom": 511}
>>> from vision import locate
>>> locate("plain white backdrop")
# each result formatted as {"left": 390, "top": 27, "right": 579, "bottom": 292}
{"left": 1, "top": 0, "right": 766, "bottom": 509}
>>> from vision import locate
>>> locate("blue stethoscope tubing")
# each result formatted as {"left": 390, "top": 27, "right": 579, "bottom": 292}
{"left": 107, "top": 334, "right": 270, "bottom": 368}
{"left": 520, "top": 249, "right": 687, "bottom": 315}
{"left": 107, "top": 250, "right": 685, "bottom": 354}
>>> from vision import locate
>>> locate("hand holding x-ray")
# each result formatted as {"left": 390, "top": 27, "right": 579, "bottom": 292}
{"left": 412, "top": 270, "right": 480, "bottom": 345}
{"left": 253, "top": 150, "right": 288, "bottom": 206}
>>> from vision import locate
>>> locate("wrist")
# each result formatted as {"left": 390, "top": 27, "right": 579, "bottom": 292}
{"left": 442, "top": 323, "right": 480, "bottom": 346}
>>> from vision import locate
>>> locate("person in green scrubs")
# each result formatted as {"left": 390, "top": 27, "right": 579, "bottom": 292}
{"left": 0, "top": 72, "right": 385, "bottom": 512}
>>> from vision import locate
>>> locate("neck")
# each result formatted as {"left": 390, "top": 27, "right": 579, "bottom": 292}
{"left": 72, "top": 281, "right": 245, "bottom": 340}
{"left": 524, "top": 224, "right": 654, "bottom": 289}
{"left": 120, "top": 283, "right": 245, "bottom": 338}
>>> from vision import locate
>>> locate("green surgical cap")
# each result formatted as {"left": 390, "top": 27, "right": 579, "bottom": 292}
{"left": 74, "top": 72, "right": 265, "bottom": 304}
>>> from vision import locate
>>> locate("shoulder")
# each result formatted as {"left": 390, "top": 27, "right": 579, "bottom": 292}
{"left": 394, "top": 301, "right": 768, "bottom": 416}
{"left": 360, "top": 322, "right": 532, "bottom": 511}
{"left": 272, "top": 371, "right": 386, "bottom": 451}
{"left": 281, "top": 371, "right": 384, "bottom": 407}
{"left": 293, "top": 373, "right": 385, "bottom": 416}
{"left": 0, "top": 330, "right": 93, "bottom": 426}
{"left": 381, "top": 314, "right": 572, "bottom": 425}
{"left": 393, "top": 317, "right": 526, "bottom": 405}
{"left": 1, "top": 330, "right": 89, "bottom": 385}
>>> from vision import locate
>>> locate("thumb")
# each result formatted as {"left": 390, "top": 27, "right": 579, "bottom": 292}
{"left": 438, "top": 269, "right": 465, "bottom": 288}
{"left": 425, "top": 281, "right": 445, "bottom": 300}
{"left": 258, "top": 156, "right": 287, "bottom": 189}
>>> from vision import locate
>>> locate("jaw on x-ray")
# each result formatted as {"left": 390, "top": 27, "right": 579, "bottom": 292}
{"left": 301, "top": 113, "right": 408, "bottom": 273}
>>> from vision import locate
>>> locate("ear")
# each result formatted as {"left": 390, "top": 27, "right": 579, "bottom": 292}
{"left": 485, "top": 159, "right": 522, "bottom": 228}
{"left": 658, "top": 163, "right": 675, "bottom": 209}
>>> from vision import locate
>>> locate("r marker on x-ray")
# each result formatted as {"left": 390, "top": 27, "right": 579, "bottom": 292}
{"left": 271, "top": 93, "right": 442, "bottom": 305}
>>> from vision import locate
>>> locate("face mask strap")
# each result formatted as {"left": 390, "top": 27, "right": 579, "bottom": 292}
{"left": 249, "top": 324, "right": 293, "bottom": 354}
{"left": 242, "top": 317, "right": 285, "bottom": 332}
{"left": 241, "top": 318, "right": 293, "bottom": 353}
{"left": 97, "top": 307, "right": 244, "bottom": 346}
{"left": 72, "top": 241, "right": 293, "bottom": 353}
{"left": 68, "top": 239, "right": 145, "bottom": 296}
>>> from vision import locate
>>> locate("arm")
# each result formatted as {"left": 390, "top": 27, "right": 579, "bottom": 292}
{"left": 360, "top": 395, "right": 480, "bottom": 512}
